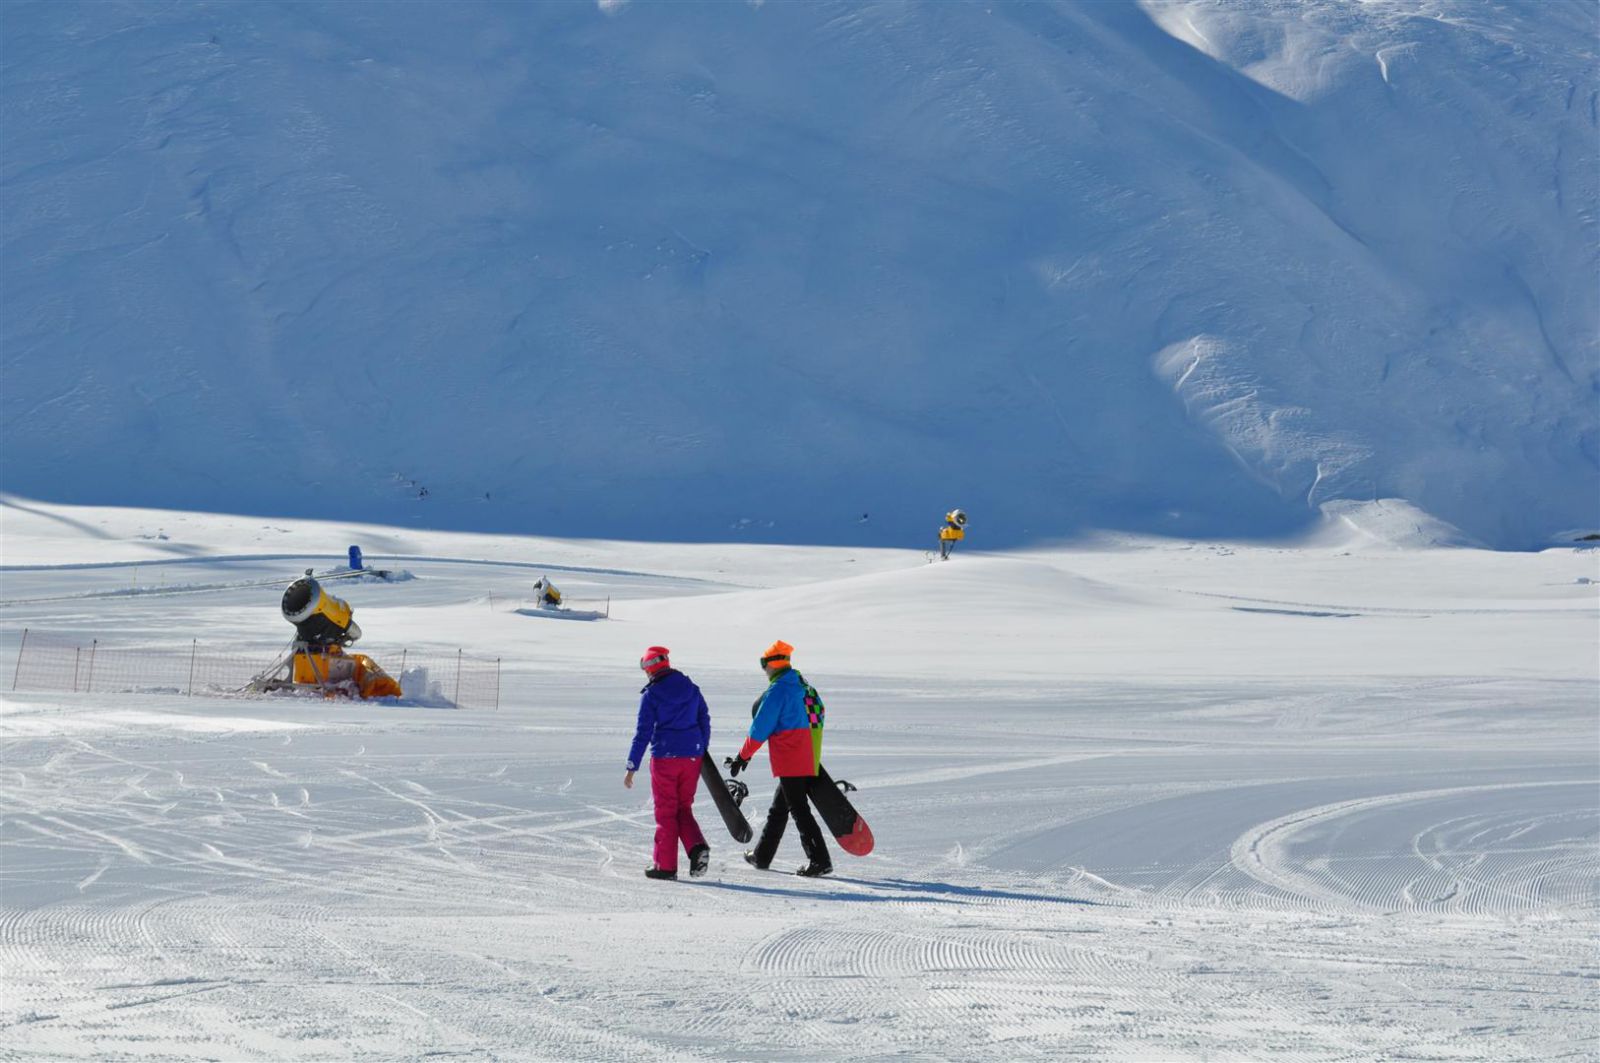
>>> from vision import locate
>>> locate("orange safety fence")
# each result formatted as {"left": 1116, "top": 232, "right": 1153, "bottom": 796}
{"left": 6, "top": 629, "right": 500, "bottom": 711}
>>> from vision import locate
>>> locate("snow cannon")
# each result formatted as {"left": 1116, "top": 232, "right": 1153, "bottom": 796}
{"left": 255, "top": 570, "right": 400, "bottom": 699}
{"left": 532, "top": 576, "right": 562, "bottom": 608}
{"left": 282, "top": 571, "right": 362, "bottom": 647}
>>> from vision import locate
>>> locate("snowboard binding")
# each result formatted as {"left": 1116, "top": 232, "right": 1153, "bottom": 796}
{"left": 725, "top": 778, "right": 750, "bottom": 807}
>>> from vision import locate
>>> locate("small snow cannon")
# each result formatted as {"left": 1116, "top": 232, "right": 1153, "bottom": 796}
{"left": 936, "top": 508, "right": 968, "bottom": 561}
{"left": 250, "top": 570, "right": 402, "bottom": 699}
{"left": 532, "top": 576, "right": 563, "bottom": 609}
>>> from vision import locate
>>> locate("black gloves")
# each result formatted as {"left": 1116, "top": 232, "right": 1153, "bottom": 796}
{"left": 726, "top": 755, "right": 749, "bottom": 777}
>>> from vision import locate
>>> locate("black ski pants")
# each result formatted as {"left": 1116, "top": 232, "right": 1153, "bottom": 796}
{"left": 752, "top": 775, "right": 831, "bottom": 868}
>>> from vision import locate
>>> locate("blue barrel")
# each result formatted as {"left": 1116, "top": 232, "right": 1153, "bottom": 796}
{"left": 347, "top": 545, "right": 364, "bottom": 571}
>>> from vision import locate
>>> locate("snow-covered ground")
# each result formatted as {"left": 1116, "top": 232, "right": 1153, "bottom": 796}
{"left": 2, "top": 499, "right": 1595, "bottom": 1060}
{"left": 3, "top": 3, "right": 1594, "bottom": 1056}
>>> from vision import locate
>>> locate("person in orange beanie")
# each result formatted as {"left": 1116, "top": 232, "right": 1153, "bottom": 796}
{"left": 726, "top": 640, "right": 832, "bottom": 877}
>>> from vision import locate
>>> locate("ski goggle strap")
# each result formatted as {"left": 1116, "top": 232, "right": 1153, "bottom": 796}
{"left": 640, "top": 651, "right": 669, "bottom": 672}
{"left": 759, "top": 654, "right": 790, "bottom": 669}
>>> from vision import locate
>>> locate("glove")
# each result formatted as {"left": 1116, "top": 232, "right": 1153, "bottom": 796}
{"left": 726, "top": 755, "right": 749, "bottom": 777}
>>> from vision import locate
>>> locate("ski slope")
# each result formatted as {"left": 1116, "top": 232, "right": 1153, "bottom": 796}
{"left": 2, "top": 500, "right": 1595, "bottom": 1060}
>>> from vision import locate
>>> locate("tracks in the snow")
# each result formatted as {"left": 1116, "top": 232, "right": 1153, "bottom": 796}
{"left": 1226, "top": 780, "right": 1598, "bottom": 915}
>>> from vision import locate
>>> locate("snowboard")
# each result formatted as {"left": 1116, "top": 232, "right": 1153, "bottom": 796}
{"left": 700, "top": 752, "right": 753, "bottom": 844}
{"left": 810, "top": 765, "right": 874, "bottom": 857}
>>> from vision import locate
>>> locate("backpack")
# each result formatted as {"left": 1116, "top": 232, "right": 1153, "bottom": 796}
{"left": 795, "top": 670, "right": 825, "bottom": 772}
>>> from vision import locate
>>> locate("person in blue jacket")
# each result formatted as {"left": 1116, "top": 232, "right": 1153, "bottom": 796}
{"left": 727, "top": 639, "right": 833, "bottom": 877}
{"left": 625, "top": 646, "right": 712, "bottom": 880}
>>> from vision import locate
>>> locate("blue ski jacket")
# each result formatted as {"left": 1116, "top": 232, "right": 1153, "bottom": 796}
{"left": 627, "top": 669, "right": 711, "bottom": 770}
{"left": 738, "top": 667, "right": 821, "bottom": 777}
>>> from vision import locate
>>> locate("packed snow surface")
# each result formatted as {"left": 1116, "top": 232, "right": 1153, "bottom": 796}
{"left": 2, "top": 0, "right": 1596, "bottom": 547}
{"left": 1, "top": 499, "right": 1595, "bottom": 1060}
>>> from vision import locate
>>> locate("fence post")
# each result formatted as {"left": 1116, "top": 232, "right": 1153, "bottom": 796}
{"left": 86, "top": 640, "right": 97, "bottom": 693}
{"left": 494, "top": 657, "right": 501, "bottom": 711}
{"left": 453, "top": 649, "right": 463, "bottom": 709}
{"left": 72, "top": 647, "right": 81, "bottom": 693}
{"left": 11, "top": 628, "right": 27, "bottom": 691}
{"left": 605, "top": 596, "right": 611, "bottom": 619}
{"left": 187, "top": 640, "right": 198, "bottom": 696}
{"left": 400, "top": 649, "right": 407, "bottom": 675}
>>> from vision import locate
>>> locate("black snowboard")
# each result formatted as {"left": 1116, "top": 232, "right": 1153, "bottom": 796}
{"left": 700, "top": 753, "right": 753, "bottom": 843}
{"left": 810, "top": 765, "right": 874, "bottom": 856}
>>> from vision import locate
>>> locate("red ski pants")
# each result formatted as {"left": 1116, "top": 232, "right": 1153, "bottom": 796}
{"left": 649, "top": 756, "right": 707, "bottom": 872}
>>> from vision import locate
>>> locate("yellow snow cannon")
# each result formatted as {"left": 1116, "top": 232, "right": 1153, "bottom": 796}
{"left": 273, "top": 571, "right": 401, "bottom": 698}
{"left": 532, "top": 576, "right": 563, "bottom": 608}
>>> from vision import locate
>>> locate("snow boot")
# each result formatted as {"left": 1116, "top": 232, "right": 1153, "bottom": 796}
{"left": 743, "top": 850, "right": 768, "bottom": 870}
{"left": 689, "top": 844, "right": 711, "bottom": 878}
{"left": 796, "top": 860, "right": 833, "bottom": 878}
{"left": 644, "top": 867, "right": 677, "bottom": 881}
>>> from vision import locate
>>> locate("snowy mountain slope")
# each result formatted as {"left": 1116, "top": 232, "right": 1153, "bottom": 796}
{"left": 1, "top": 0, "right": 1595, "bottom": 546}
{"left": 1, "top": 499, "right": 1595, "bottom": 1059}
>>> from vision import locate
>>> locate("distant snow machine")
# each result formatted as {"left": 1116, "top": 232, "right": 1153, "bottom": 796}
{"left": 936, "top": 508, "right": 968, "bottom": 561}
{"left": 336, "top": 544, "right": 394, "bottom": 580}
{"left": 531, "top": 576, "right": 563, "bottom": 609}
{"left": 515, "top": 576, "right": 608, "bottom": 620}
{"left": 248, "top": 570, "right": 402, "bottom": 699}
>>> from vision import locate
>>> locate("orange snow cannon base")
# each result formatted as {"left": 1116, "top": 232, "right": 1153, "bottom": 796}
{"left": 290, "top": 644, "right": 403, "bottom": 699}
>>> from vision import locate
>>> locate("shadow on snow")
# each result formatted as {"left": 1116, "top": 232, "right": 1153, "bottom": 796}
{"left": 690, "top": 874, "right": 1107, "bottom": 907}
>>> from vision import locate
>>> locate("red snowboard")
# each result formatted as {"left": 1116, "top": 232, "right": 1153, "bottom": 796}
{"left": 811, "top": 765, "right": 874, "bottom": 857}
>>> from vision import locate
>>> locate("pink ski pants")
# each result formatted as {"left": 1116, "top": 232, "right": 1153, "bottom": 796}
{"left": 650, "top": 756, "right": 707, "bottom": 872}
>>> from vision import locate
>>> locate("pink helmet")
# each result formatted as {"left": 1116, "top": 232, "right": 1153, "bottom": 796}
{"left": 639, "top": 646, "right": 671, "bottom": 676}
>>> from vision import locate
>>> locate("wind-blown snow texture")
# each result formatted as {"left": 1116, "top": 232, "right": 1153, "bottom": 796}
{"left": 1, "top": 500, "right": 1596, "bottom": 1059}
{"left": 2, "top": 0, "right": 1597, "bottom": 547}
